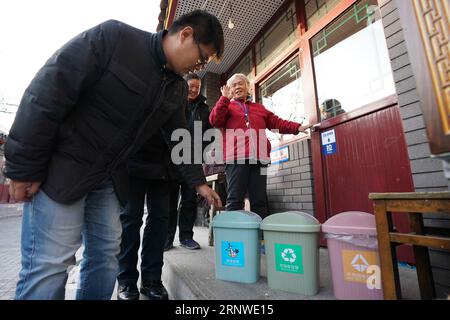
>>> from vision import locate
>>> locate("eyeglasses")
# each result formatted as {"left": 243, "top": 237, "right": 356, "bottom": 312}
{"left": 194, "top": 40, "right": 215, "bottom": 70}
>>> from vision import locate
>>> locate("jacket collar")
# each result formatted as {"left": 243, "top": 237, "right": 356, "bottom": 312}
{"left": 149, "top": 30, "right": 168, "bottom": 68}
{"left": 149, "top": 30, "right": 184, "bottom": 82}
{"left": 232, "top": 96, "right": 252, "bottom": 104}
{"left": 188, "top": 94, "right": 207, "bottom": 106}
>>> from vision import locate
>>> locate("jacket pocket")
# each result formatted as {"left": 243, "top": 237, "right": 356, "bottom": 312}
{"left": 108, "top": 60, "right": 147, "bottom": 95}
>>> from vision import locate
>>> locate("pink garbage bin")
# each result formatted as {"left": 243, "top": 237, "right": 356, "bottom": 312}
{"left": 322, "top": 211, "right": 383, "bottom": 300}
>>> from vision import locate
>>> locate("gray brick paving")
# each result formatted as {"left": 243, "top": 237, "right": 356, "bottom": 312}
{"left": 0, "top": 212, "right": 22, "bottom": 300}
{"left": 0, "top": 203, "right": 23, "bottom": 220}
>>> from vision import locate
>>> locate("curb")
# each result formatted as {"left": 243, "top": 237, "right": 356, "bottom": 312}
{"left": 162, "top": 256, "right": 201, "bottom": 300}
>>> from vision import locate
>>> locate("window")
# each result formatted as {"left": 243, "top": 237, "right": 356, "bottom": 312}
{"left": 258, "top": 57, "right": 306, "bottom": 144}
{"left": 255, "top": 1, "right": 297, "bottom": 74}
{"left": 305, "top": 0, "right": 341, "bottom": 29}
{"left": 311, "top": 0, "right": 396, "bottom": 121}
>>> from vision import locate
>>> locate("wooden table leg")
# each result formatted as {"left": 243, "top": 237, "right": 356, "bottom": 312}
{"left": 374, "top": 200, "right": 401, "bottom": 299}
{"left": 409, "top": 212, "right": 436, "bottom": 299}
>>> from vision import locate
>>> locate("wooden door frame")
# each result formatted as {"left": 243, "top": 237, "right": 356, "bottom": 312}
{"left": 395, "top": 0, "right": 450, "bottom": 157}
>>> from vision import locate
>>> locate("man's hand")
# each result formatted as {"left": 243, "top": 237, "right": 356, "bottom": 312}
{"left": 196, "top": 184, "right": 223, "bottom": 209}
{"left": 9, "top": 180, "right": 41, "bottom": 202}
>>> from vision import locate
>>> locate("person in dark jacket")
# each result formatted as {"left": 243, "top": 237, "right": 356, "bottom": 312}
{"left": 4, "top": 10, "right": 224, "bottom": 300}
{"left": 116, "top": 132, "right": 174, "bottom": 300}
{"left": 165, "top": 73, "right": 212, "bottom": 251}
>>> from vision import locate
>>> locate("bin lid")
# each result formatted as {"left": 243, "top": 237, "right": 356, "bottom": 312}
{"left": 260, "top": 211, "right": 321, "bottom": 232}
{"left": 212, "top": 210, "right": 262, "bottom": 229}
{"left": 321, "top": 211, "right": 376, "bottom": 235}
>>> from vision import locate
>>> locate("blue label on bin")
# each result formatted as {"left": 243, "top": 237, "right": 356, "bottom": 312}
{"left": 221, "top": 241, "right": 244, "bottom": 267}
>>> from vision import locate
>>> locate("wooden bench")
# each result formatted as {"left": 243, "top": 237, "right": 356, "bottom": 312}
{"left": 205, "top": 172, "right": 226, "bottom": 246}
{"left": 369, "top": 192, "right": 450, "bottom": 300}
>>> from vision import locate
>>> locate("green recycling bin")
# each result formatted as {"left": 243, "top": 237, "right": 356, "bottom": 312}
{"left": 212, "top": 210, "right": 262, "bottom": 283}
{"left": 261, "top": 211, "right": 321, "bottom": 295}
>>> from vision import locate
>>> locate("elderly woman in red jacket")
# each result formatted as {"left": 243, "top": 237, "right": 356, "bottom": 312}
{"left": 209, "top": 73, "right": 311, "bottom": 218}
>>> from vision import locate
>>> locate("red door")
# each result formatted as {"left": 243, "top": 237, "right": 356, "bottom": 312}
{"left": 320, "top": 104, "right": 414, "bottom": 262}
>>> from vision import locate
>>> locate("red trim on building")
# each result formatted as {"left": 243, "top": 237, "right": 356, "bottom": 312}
{"left": 165, "top": 0, "right": 178, "bottom": 29}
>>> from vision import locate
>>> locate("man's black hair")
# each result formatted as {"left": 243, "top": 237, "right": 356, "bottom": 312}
{"left": 185, "top": 73, "right": 201, "bottom": 82}
{"left": 168, "top": 10, "right": 224, "bottom": 61}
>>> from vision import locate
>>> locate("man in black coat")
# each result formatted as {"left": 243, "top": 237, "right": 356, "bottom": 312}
{"left": 4, "top": 10, "right": 224, "bottom": 300}
{"left": 165, "top": 73, "right": 212, "bottom": 251}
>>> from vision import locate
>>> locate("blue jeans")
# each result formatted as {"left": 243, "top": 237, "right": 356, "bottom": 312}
{"left": 15, "top": 178, "right": 122, "bottom": 300}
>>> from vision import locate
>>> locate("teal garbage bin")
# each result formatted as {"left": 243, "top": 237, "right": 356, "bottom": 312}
{"left": 261, "top": 211, "right": 321, "bottom": 295}
{"left": 212, "top": 210, "right": 262, "bottom": 283}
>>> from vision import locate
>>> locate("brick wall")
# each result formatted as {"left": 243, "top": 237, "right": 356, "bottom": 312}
{"left": 380, "top": 0, "right": 449, "bottom": 298}
{"left": 266, "top": 138, "right": 315, "bottom": 215}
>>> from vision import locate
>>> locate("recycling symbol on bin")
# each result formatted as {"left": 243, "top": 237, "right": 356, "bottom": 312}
{"left": 281, "top": 248, "right": 297, "bottom": 263}
{"left": 351, "top": 254, "right": 369, "bottom": 272}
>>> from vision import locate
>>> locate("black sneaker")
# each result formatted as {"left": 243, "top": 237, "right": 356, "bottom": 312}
{"left": 164, "top": 240, "right": 174, "bottom": 252}
{"left": 117, "top": 283, "right": 139, "bottom": 300}
{"left": 180, "top": 239, "right": 200, "bottom": 250}
{"left": 140, "top": 280, "right": 169, "bottom": 300}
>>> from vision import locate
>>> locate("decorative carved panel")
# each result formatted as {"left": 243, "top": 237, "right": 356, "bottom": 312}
{"left": 413, "top": 0, "right": 450, "bottom": 135}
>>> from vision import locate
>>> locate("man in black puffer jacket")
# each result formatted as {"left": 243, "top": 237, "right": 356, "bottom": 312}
{"left": 4, "top": 10, "right": 224, "bottom": 300}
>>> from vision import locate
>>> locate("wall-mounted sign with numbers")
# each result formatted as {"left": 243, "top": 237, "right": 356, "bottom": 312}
{"left": 321, "top": 129, "right": 337, "bottom": 155}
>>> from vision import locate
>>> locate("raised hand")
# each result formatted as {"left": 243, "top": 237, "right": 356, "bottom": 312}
{"left": 220, "top": 85, "right": 232, "bottom": 99}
